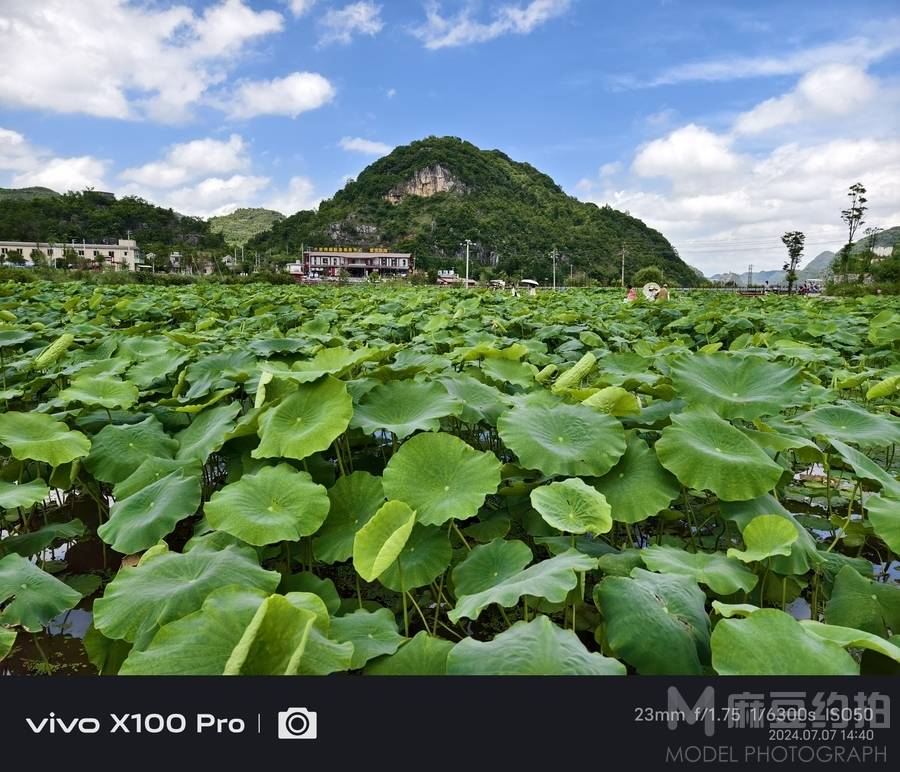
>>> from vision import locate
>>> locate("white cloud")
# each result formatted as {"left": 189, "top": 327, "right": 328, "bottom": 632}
{"left": 160, "top": 174, "right": 270, "bottom": 217}
{"left": 0, "top": 0, "right": 284, "bottom": 122}
{"left": 1, "top": 127, "right": 108, "bottom": 191}
{"left": 387, "top": 88, "right": 397, "bottom": 99}
{"left": 120, "top": 134, "right": 249, "bottom": 188}
{"left": 287, "top": 0, "right": 317, "bottom": 17}
{"left": 264, "top": 176, "right": 319, "bottom": 214}
{"left": 227, "top": 72, "right": 336, "bottom": 119}
{"left": 646, "top": 26, "right": 900, "bottom": 86}
{"left": 13, "top": 156, "right": 109, "bottom": 192}
{"left": 413, "top": 0, "right": 570, "bottom": 49}
{"left": 318, "top": 2, "right": 383, "bottom": 46}
{"left": 599, "top": 161, "right": 622, "bottom": 177}
{"left": 633, "top": 124, "right": 744, "bottom": 182}
{"left": 734, "top": 64, "right": 877, "bottom": 134}
{"left": 339, "top": 136, "right": 393, "bottom": 155}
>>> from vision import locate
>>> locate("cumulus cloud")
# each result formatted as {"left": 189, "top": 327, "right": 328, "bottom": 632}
{"left": 413, "top": 0, "right": 570, "bottom": 49}
{"left": 264, "top": 176, "right": 319, "bottom": 214}
{"left": 227, "top": 72, "right": 336, "bottom": 119}
{"left": 0, "top": 127, "right": 108, "bottom": 191}
{"left": 339, "top": 136, "right": 393, "bottom": 155}
{"left": 579, "top": 62, "right": 900, "bottom": 275}
{"left": 0, "top": 0, "right": 285, "bottom": 122}
{"left": 120, "top": 134, "right": 249, "bottom": 188}
{"left": 287, "top": 0, "right": 317, "bottom": 17}
{"left": 318, "top": 2, "right": 383, "bottom": 46}
{"left": 734, "top": 64, "right": 877, "bottom": 135}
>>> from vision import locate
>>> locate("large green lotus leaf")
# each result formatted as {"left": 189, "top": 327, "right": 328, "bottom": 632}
{"left": 720, "top": 495, "right": 818, "bottom": 575}
{"left": 830, "top": 439, "right": 900, "bottom": 499}
{"left": 825, "top": 565, "right": 900, "bottom": 637}
{"left": 286, "top": 346, "right": 374, "bottom": 381}
{"left": 711, "top": 609, "right": 858, "bottom": 675}
{"left": 589, "top": 434, "right": 680, "bottom": 523}
{"left": 726, "top": 514, "right": 798, "bottom": 563}
{"left": 594, "top": 568, "right": 710, "bottom": 675}
{"left": 383, "top": 432, "right": 501, "bottom": 526}
{"left": 352, "top": 500, "right": 416, "bottom": 582}
{"left": 0, "top": 412, "right": 91, "bottom": 467}
{"left": 205, "top": 464, "right": 329, "bottom": 546}
{"left": 313, "top": 471, "right": 384, "bottom": 564}
{"left": 530, "top": 478, "right": 612, "bottom": 535}
{"left": 93, "top": 540, "right": 280, "bottom": 648}
{"left": 112, "top": 457, "right": 198, "bottom": 500}
{"left": 800, "top": 620, "right": 900, "bottom": 664}
{"left": 497, "top": 403, "right": 626, "bottom": 477}
{"left": 84, "top": 415, "right": 177, "bottom": 483}
{"left": 439, "top": 373, "right": 512, "bottom": 425}
{"left": 120, "top": 587, "right": 321, "bottom": 675}
{"left": 0, "top": 519, "right": 85, "bottom": 558}
{"left": 640, "top": 545, "right": 757, "bottom": 595}
{"left": 182, "top": 349, "right": 256, "bottom": 400}
{"left": 867, "top": 494, "right": 900, "bottom": 554}
{"left": 127, "top": 351, "right": 190, "bottom": 389}
{"left": 0, "top": 553, "right": 82, "bottom": 632}
{"left": 447, "top": 615, "right": 625, "bottom": 675}
{"left": 279, "top": 572, "right": 341, "bottom": 616}
{"left": 790, "top": 403, "right": 900, "bottom": 447}
{"left": 0, "top": 479, "right": 49, "bottom": 510}
{"left": 99, "top": 469, "right": 202, "bottom": 554}
{"left": 329, "top": 608, "right": 404, "bottom": 669}
{"left": 350, "top": 380, "right": 462, "bottom": 439}
{"left": 449, "top": 549, "right": 597, "bottom": 623}
{"left": 296, "top": 626, "right": 355, "bottom": 676}
{"left": 174, "top": 402, "right": 241, "bottom": 464}
{"left": 581, "top": 386, "right": 641, "bottom": 416}
{"left": 451, "top": 538, "right": 533, "bottom": 596}
{"left": 252, "top": 376, "right": 352, "bottom": 461}
{"left": 0, "top": 626, "right": 14, "bottom": 660}
{"left": 478, "top": 357, "right": 537, "bottom": 388}
{"left": 379, "top": 524, "right": 452, "bottom": 591}
{"left": 669, "top": 352, "right": 804, "bottom": 419}
{"left": 365, "top": 630, "right": 453, "bottom": 675}
{"left": 0, "top": 328, "right": 34, "bottom": 348}
{"left": 58, "top": 375, "right": 139, "bottom": 410}
{"left": 655, "top": 409, "right": 783, "bottom": 501}
{"left": 223, "top": 594, "right": 317, "bottom": 676}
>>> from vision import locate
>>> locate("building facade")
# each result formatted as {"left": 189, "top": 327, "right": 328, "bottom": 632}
{"left": 291, "top": 247, "right": 413, "bottom": 281}
{"left": 0, "top": 239, "right": 140, "bottom": 270}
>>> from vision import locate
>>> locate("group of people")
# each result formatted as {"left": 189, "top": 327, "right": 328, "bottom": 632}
{"left": 625, "top": 284, "right": 669, "bottom": 302}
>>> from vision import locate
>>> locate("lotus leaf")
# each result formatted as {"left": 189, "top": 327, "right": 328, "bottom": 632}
{"left": 0, "top": 479, "right": 49, "bottom": 510}
{"left": 640, "top": 545, "right": 757, "bottom": 594}
{"left": 84, "top": 415, "right": 177, "bottom": 483}
{"left": 352, "top": 500, "right": 416, "bottom": 582}
{"left": 329, "top": 608, "right": 405, "bottom": 669}
{"left": 727, "top": 514, "right": 798, "bottom": 563}
{"left": 379, "top": 524, "right": 452, "bottom": 591}
{"left": 351, "top": 380, "right": 462, "bottom": 439}
{"left": 313, "top": 471, "right": 385, "bottom": 564}
{"left": 530, "top": 478, "right": 612, "bottom": 535}
{"left": 0, "top": 553, "right": 82, "bottom": 631}
{"left": 0, "top": 412, "right": 91, "bottom": 467}
{"left": 58, "top": 375, "right": 139, "bottom": 410}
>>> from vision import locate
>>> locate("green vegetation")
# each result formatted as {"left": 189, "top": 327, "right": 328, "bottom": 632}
{"left": 0, "top": 189, "right": 227, "bottom": 259}
{"left": 0, "top": 186, "right": 60, "bottom": 202}
{"left": 208, "top": 208, "right": 285, "bottom": 247}
{"left": 1, "top": 281, "right": 897, "bottom": 675}
{"left": 248, "top": 136, "right": 698, "bottom": 285}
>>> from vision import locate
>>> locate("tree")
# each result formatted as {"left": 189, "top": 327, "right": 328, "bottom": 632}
{"left": 30, "top": 248, "right": 47, "bottom": 268}
{"left": 780, "top": 231, "right": 805, "bottom": 294}
{"left": 632, "top": 265, "right": 665, "bottom": 287}
{"left": 861, "top": 226, "right": 882, "bottom": 278}
{"left": 7, "top": 249, "right": 26, "bottom": 266}
{"left": 839, "top": 182, "right": 867, "bottom": 282}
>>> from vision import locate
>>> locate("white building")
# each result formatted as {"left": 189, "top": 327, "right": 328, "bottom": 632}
{"left": 0, "top": 239, "right": 140, "bottom": 270}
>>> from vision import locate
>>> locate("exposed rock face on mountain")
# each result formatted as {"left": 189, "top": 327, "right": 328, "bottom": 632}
{"left": 384, "top": 164, "right": 468, "bottom": 204}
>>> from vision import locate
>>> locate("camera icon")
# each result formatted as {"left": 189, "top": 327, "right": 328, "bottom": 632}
{"left": 277, "top": 708, "right": 317, "bottom": 740}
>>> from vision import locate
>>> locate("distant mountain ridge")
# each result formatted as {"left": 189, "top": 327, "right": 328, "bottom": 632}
{"left": 209, "top": 207, "right": 285, "bottom": 247}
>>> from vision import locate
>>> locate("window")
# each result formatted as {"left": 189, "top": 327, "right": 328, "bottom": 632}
{"left": 47, "top": 249, "right": 54, "bottom": 255}
{"left": 78, "top": 250, "right": 84, "bottom": 256}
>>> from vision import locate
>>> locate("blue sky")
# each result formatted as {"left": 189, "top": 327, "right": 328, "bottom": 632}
{"left": 1, "top": 0, "right": 899, "bottom": 273}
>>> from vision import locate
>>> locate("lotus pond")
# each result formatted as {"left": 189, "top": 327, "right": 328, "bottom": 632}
{"left": 1, "top": 282, "right": 898, "bottom": 676}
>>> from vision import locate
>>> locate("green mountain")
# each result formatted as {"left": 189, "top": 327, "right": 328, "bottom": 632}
{"left": 0, "top": 186, "right": 60, "bottom": 201}
{"left": 0, "top": 189, "right": 226, "bottom": 256}
{"left": 849, "top": 226, "right": 900, "bottom": 254}
{"left": 798, "top": 250, "right": 835, "bottom": 279}
{"left": 247, "top": 136, "right": 696, "bottom": 285}
{"left": 209, "top": 207, "right": 285, "bottom": 247}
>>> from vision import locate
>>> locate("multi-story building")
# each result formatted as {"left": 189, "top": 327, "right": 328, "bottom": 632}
{"left": 0, "top": 239, "right": 140, "bottom": 270}
{"left": 290, "top": 247, "right": 413, "bottom": 281}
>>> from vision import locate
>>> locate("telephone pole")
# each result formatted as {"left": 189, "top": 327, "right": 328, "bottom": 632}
{"left": 550, "top": 248, "right": 559, "bottom": 290}
{"left": 747, "top": 263, "right": 753, "bottom": 288}
{"left": 620, "top": 243, "right": 626, "bottom": 287}
{"left": 462, "top": 239, "right": 474, "bottom": 289}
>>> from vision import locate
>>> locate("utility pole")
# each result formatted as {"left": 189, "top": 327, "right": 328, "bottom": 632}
{"left": 620, "top": 244, "right": 626, "bottom": 287}
{"left": 462, "top": 239, "right": 474, "bottom": 289}
{"left": 549, "top": 248, "right": 559, "bottom": 290}
{"left": 748, "top": 263, "right": 753, "bottom": 288}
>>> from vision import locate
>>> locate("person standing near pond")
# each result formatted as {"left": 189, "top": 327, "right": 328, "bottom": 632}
{"left": 625, "top": 287, "right": 637, "bottom": 302}
{"left": 656, "top": 284, "right": 669, "bottom": 301}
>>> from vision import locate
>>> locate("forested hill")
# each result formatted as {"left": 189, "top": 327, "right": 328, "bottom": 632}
{"left": 0, "top": 190, "right": 226, "bottom": 255}
{"left": 247, "top": 136, "right": 696, "bottom": 284}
